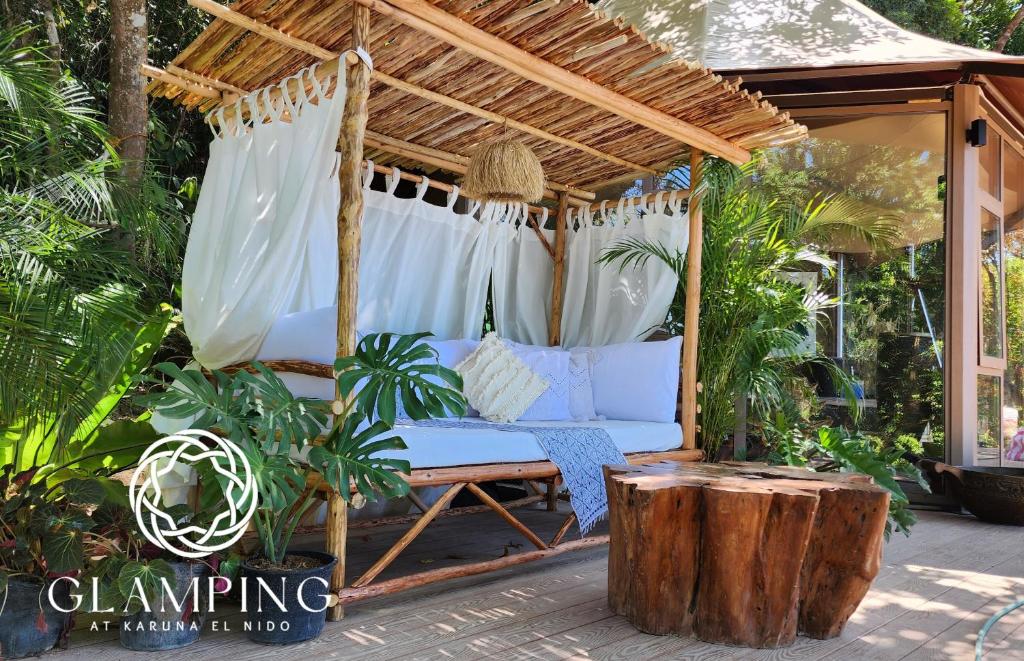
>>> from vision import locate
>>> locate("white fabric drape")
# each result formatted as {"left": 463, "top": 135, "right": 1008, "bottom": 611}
{"left": 182, "top": 60, "right": 345, "bottom": 369}
{"left": 356, "top": 164, "right": 499, "bottom": 340}
{"left": 559, "top": 192, "right": 688, "bottom": 347}
{"left": 491, "top": 206, "right": 554, "bottom": 345}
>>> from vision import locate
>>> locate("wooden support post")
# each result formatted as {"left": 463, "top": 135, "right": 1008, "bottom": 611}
{"left": 549, "top": 193, "right": 569, "bottom": 346}
{"left": 327, "top": 1, "right": 372, "bottom": 622}
{"left": 681, "top": 150, "right": 704, "bottom": 451}
{"left": 546, "top": 477, "right": 560, "bottom": 511}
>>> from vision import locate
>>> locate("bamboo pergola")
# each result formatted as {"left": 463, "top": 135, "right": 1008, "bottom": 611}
{"left": 147, "top": 0, "right": 806, "bottom": 618}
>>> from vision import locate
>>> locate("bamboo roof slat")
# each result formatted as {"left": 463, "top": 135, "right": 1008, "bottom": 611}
{"left": 149, "top": 0, "right": 805, "bottom": 187}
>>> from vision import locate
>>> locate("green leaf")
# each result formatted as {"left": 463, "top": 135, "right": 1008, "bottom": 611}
{"left": 116, "top": 559, "right": 176, "bottom": 614}
{"left": 41, "top": 513, "right": 91, "bottom": 573}
{"left": 308, "top": 416, "right": 411, "bottom": 503}
{"left": 334, "top": 333, "right": 467, "bottom": 425}
{"left": 60, "top": 477, "right": 106, "bottom": 505}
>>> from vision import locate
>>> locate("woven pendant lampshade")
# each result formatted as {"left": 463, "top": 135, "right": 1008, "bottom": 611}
{"left": 461, "top": 136, "right": 546, "bottom": 203}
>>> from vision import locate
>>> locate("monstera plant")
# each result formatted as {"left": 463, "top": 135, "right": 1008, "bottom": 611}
{"left": 139, "top": 332, "right": 465, "bottom": 645}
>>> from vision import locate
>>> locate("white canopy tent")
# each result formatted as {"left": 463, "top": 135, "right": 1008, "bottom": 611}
{"left": 597, "top": 0, "right": 1024, "bottom": 72}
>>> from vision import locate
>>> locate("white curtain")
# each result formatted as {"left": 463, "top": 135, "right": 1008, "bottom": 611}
{"left": 491, "top": 206, "right": 554, "bottom": 345}
{"left": 182, "top": 60, "right": 345, "bottom": 369}
{"left": 559, "top": 191, "right": 688, "bottom": 347}
{"left": 356, "top": 164, "right": 500, "bottom": 340}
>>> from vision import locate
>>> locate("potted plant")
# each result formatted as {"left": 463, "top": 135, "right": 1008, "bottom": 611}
{"left": 141, "top": 332, "right": 465, "bottom": 644}
{"left": 0, "top": 466, "right": 108, "bottom": 658}
{"left": 83, "top": 502, "right": 222, "bottom": 651}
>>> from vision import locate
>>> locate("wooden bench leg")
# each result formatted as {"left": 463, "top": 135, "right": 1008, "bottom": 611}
{"left": 327, "top": 492, "right": 348, "bottom": 621}
{"left": 546, "top": 478, "right": 560, "bottom": 511}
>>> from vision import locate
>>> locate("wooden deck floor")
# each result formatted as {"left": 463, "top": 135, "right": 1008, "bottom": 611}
{"left": 60, "top": 508, "right": 1024, "bottom": 660}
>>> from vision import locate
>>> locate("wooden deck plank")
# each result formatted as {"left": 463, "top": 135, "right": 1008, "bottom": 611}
{"left": 54, "top": 511, "right": 1024, "bottom": 660}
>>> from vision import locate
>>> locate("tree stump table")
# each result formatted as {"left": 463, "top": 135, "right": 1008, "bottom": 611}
{"left": 603, "top": 461, "right": 890, "bottom": 648}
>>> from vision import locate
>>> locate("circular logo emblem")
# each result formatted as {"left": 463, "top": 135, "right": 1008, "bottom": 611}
{"left": 129, "top": 430, "right": 257, "bottom": 559}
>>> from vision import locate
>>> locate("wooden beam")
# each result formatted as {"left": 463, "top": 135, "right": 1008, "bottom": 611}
{"left": 140, "top": 63, "right": 220, "bottom": 99}
{"left": 465, "top": 483, "right": 548, "bottom": 550}
{"left": 166, "top": 63, "right": 247, "bottom": 99}
{"left": 338, "top": 535, "right": 610, "bottom": 605}
{"left": 355, "top": 0, "right": 750, "bottom": 164}
{"left": 681, "top": 150, "right": 703, "bottom": 451}
{"left": 364, "top": 130, "right": 595, "bottom": 203}
{"left": 327, "top": 2, "right": 372, "bottom": 622}
{"left": 549, "top": 192, "right": 568, "bottom": 346}
{"left": 188, "top": 0, "right": 334, "bottom": 59}
{"left": 186, "top": 0, "right": 659, "bottom": 177}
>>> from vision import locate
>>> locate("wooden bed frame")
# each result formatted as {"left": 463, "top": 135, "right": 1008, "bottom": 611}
{"left": 145, "top": 0, "right": 803, "bottom": 619}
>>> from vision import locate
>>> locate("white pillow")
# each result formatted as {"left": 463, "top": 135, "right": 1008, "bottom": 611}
{"left": 506, "top": 343, "right": 572, "bottom": 421}
{"left": 588, "top": 337, "right": 682, "bottom": 423}
{"left": 456, "top": 333, "right": 548, "bottom": 423}
{"left": 567, "top": 350, "right": 598, "bottom": 421}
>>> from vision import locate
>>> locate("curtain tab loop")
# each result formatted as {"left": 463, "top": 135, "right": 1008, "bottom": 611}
{"left": 386, "top": 167, "right": 402, "bottom": 194}
{"left": 447, "top": 185, "right": 460, "bottom": 209}
{"left": 416, "top": 176, "right": 430, "bottom": 199}
{"left": 362, "top": 160, "right": 374, "bottom": 189}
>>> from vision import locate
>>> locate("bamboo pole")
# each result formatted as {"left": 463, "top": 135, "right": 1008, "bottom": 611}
{"left": 327, "top": 2, "right": 372, "bottom": 622}
{"left": 588, "top": 188, "right": 690, "bottom": 212}
{"left": 140, "top": 63, "right": 220, "bottom": 99}
{"left": 353, "top": 0, "right": 751, "bottom": 164}
{"left": 549, "top": 192, "right": 569, "bottom": 346}
{"left": 681, "top": 150, "right": 704, "bottom": 451}
{"left": 364, "top": 130, "right": 594, "bottom": 202}
{"left": 185, "top": 0, "right": 657, "bottom": 177}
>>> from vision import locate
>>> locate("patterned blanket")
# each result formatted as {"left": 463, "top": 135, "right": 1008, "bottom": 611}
{"left": 403, "top": 419, "right": 626, "bottom": 535}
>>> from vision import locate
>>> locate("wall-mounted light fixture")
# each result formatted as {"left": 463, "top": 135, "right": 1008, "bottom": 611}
{"left": 968, "top": 118, "right": 988, "bottom": 147}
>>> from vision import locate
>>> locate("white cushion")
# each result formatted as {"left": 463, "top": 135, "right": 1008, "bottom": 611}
{"left": 456, "top": 333, "right": 549, "bottom": 423}
{"left": 506, "top": 343, "right": 572, "bottom": 421}
{"left": 588, "top": 337, "right": 682, "bottom": 423}
{"left": 568, "top": 350, "right": 598, "bottom": 421}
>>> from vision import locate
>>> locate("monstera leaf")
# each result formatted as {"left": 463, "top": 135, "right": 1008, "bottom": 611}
{"left": 335, "top": 332, "right": 466, "bottom": 425}
{"left": 137, "top": 363, "right": 253, "bottom": 443}
{"left": 307, "top": 416, "right": 410, "bottom": 503}
{"left": 234, "top": 362, "right": 330, "bottom": 455}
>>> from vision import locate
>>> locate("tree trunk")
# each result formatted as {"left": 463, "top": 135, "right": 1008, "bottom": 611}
{"left": 108, "top": 0, "right": 148, "bottom": 185}
{"left": 996, "top": 6, "right": 1024, "bottom": 53}
{"left": 36, "top": 0, "right": 60, "bottom": 74}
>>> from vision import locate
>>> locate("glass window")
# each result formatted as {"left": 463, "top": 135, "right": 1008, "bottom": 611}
{"left": 1003, "top": 145, "right": 1024, "bottom": 466}
{"left": 759, "top": 113, "right": 946, "bottom": 459}
{"left": 978, "top": 374, "right": 1002, "bottom": 466}
{"left": 981, "top": 208, "right": 1004, "bottom": 360}
{"left": 980, "top": 131, "right": 1001, "bottom": 200}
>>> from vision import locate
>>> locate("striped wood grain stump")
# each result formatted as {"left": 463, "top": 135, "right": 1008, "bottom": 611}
{"left": 603, "top": 461, "right": 890, "bottom": 648}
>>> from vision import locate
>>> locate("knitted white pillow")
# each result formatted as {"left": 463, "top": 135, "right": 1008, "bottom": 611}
{"left": 455, "top": 333, "right": 549, "bottom": 423}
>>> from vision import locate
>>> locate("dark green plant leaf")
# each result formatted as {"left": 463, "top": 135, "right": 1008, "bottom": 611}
{"left": 116, "top": 559, "right": 176, "bottom": 614}
{"left": 335, "top": 332, "right": 466, "bottom": 425}
{"left": 308, "top": 416, "right": 411, "bottom": 503}
{"left": 60, "top": 477, "right": 106, "bottom": 505}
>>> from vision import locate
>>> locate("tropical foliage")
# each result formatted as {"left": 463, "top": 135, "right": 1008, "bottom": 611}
{"left": 602, "top": 160, "right": 899, "bottom": 458}
{"left": 763, "top": 416, "right": 929, "bottom": 538}
{"left": 140, "top": 332, "right": 467, "bottom": 566}
{"left": 0, "top": 27, "right": 184, "bottom": 472}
